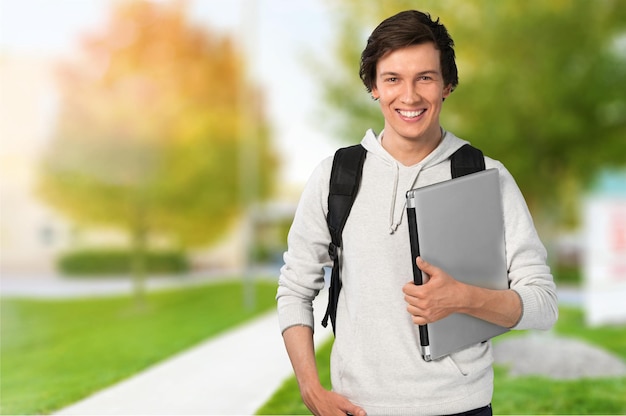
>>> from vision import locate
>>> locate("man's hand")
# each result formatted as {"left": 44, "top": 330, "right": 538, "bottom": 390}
{"left": 301, "top": 383, "right": 366, "bottom": 416}
{"left": 402, "top": 256, "right": 468, "bottom": 325}
{"left": 282, "top": 325, "right": 367, "bottom": 416}
{"left": 403, "top": 256, "right": 522, "bottom": 328}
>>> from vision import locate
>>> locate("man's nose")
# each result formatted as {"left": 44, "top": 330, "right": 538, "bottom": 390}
{"left": 400, "top": 83, "right": 421, "bottom": 104}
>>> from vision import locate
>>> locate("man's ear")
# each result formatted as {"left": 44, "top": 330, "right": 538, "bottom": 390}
{"left": 442, "top": 84, "right": 452, "bottom": 101}
{"left": 371, "top": 85, "right": 380, "bottom": 101}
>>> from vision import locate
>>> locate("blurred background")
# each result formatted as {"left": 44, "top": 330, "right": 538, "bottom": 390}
{"left": 1, "top": 0, "right": 625, "bottom": 414}
{"left": 1, "top": 0, "right": 339, "bottom": 282}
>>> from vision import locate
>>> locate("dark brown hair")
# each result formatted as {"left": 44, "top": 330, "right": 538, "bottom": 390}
{"left": 359, "top": 10, "right": 458, "bottom": 93}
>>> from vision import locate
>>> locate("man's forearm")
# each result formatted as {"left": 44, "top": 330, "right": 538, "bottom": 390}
{"left": 460, "top": 286, "right": 522, "bottom": 328}
{"left": 282, "top": 325, "right": 323, "bottom": 393}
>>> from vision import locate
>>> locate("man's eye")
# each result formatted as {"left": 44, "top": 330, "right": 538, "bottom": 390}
{"left": 386, "top": 77, "right": 398, "bottom": 83}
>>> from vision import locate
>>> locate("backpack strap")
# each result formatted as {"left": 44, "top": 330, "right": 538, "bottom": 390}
{"left": 321, "top": 144, "right": 367, "bottom": 334}
{"left": 450, "top": 144, "right": 485, "bottom": 178}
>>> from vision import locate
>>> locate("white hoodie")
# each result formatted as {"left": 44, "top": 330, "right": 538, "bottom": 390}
{"left": 277, "top": 129, "right": 558, "bottom": 415}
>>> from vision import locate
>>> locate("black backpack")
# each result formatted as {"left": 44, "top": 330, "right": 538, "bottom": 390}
{"left": 321, "top": 143, "right": 485, "bottom": 334}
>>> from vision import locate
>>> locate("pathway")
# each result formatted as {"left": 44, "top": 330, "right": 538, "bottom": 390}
{"left": 54, "top": 291, "right": 331, "bottom": 415}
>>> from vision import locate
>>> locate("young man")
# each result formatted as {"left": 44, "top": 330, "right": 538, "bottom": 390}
{"left": 277, "top": 10, "right": 557, "bottom": 416}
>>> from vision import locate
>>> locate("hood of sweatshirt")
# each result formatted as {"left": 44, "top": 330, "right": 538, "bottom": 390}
{"left": 360, "top": 128, "right": 469, "bottom": 234}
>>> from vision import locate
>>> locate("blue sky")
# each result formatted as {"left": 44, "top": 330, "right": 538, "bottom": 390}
{"left": 0, "top": 0, "right": 342, "bottom": 186}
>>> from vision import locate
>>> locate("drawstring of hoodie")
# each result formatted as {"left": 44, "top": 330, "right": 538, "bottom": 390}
{"left": 388, "top": 163, "right": 421, "bottom": 234}
{"left": 388, "top": 163, "right": 400, "bottom": 234}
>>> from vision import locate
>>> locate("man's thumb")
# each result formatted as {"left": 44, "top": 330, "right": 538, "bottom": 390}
{"left": 416, "top": 256, "right": 430, "bottom": 269}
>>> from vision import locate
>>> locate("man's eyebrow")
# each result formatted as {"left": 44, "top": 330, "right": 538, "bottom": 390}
{"left": 379, "top": 71, "right": 401, "bottom": 77}
{"left": 414, "top": 70, "right": 441, "bottom": 76}
{"left": 379, "top": 70, "right": 440, "bottom": 77}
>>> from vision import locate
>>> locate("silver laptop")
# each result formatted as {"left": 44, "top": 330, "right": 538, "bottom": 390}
{"left": 405, "top": 168, "right": 509, "bottom": 361}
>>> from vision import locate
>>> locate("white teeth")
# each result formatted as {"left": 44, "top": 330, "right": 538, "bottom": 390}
{"left": 399, "top": 109, "right": 425, "bottom": 118}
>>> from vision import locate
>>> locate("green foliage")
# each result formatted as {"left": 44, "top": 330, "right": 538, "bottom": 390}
{"left": 318, "top": 0, "right": 626, "bottom": 230}
{"left": 0, "top": 280, "right": 278, "bottom": 415}
{"left": 38, "top": 1, "right": 277, "bottom": 248}
{"left": 444, "top": 1, "right": 626, "bottom": 227}
{"left": 257, "top": 306, "right": 626, "bottom": 414}
{"left": 552, "top": 264, "right": 582, "bottom": 286}
{"left": 57, "top": 248, "right": 189, "bottom": 275}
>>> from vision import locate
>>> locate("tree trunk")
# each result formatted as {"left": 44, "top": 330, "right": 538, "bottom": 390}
{"left": 131, "top": 202, "right": 148, "bottom": 307}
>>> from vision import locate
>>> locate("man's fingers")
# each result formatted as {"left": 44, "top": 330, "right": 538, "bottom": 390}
{"left": 342, "top": 400, "right": 367, "bottom": 416}
{"left": 345, "top": 407, "right": 367, "bottom": 416}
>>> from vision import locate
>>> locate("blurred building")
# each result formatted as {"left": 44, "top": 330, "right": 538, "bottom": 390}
{"left": 0, "top": 54, "right": 74, "bottom": 274}
{"left": 583, "top": 170, "right": 626, "bottom": 326}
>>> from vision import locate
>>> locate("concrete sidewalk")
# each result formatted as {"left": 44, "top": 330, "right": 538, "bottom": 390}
{"left": 54, "top": 292, "right": 331, "bottom": 415}
{"left": 1, "top": 269, "right": 275, "bottom": 299}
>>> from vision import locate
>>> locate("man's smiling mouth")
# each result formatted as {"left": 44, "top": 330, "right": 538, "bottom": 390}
{"left": 397, "top": 109, "right": 426, "bottom": 118}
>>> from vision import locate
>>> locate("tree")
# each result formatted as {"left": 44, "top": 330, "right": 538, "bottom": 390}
{"left": 38, "top": 1, "right": 277, "bottom": 300}
{"left": 319, "top": 0, "right": 626, "bottom": 231}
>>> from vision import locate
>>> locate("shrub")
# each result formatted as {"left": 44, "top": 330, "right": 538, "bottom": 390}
{"left": 553, "top": 264, "right": 582, "bottom": 285}
{"left": 57, "top": 249, "right": 189, "bottom": 276}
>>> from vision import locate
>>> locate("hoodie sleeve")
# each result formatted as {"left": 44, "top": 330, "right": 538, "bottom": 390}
{"left": 491, "top": 160, "right": 559, "bottom": 330}
{"left": 276, "top": 157, "right": 334, "bottom": 334}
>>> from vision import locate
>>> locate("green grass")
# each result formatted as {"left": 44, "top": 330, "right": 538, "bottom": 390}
{"left": 257, "top": 338, "right": 334, "bottom": 415}
{"left": 256, "top": 306, "right": 626, "bottom": 415}
{"left": 490, "top": 306, "right": 626, "bottom": 414}
{"left": 0, "top": 279, "right": 277, "bottom": 415}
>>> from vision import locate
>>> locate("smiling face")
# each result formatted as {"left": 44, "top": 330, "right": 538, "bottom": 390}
{"left": 371, "top": 42, "right": 452, "bottom": 157}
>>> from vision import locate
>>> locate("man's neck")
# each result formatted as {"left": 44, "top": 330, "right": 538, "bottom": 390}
{"left": 380, "top": 128, "right": 444, "bottom": 166}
